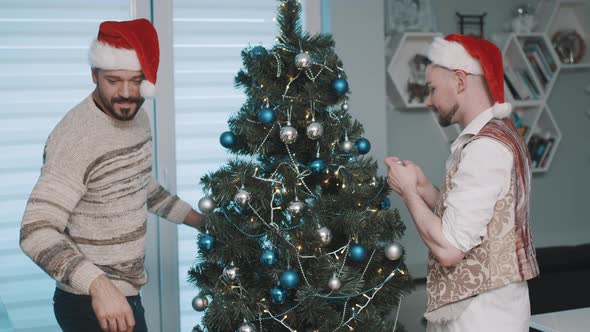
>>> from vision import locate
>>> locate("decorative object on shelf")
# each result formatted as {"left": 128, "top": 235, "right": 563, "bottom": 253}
{"left": 407, "top": 53, "right": 430, "bottom": 103}
{"left": 552, "top": 30, "right": 586, "bottom": 64}
{"left": 384, "top": 0, "right": 435, "bottom": 34}
{"left": 456, "top": 12, "right": 487, "bottom": 38}
{"left": 511, "top": 4, "right": 536, "bottom": 33}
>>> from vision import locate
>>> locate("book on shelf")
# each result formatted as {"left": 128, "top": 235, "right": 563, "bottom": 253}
{"left": 517, "top": 69, "right": 541, "bottom": 99}
{"left": 539, "top": 138, "right": 555, "bottom": 168}
{"left": 526, "top": 53, "right": 549, "bottom": 88}
{"left": 510, "top": 111, "right": 529, "bottom": 137}
{"left": 523, "top": 39, "right": 557, "bottom": 73}
{"left": 504, "top": 63, "right": 532, "bottom": 100}
{"left": 528, "top": 134, "right": 555, "bottom": 168}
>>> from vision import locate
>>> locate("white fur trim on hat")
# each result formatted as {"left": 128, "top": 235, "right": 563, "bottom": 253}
{"left": 427, "top": 37, "right": 483, "bottom": 75}
{"left": 491, "top": 102, "right": 512, "bottom": 119}
{"left": 88, "top": 40, "right": 142, "bottom": 71}
{"left": 140, "top": 80, "right": 156, "bottom": 98}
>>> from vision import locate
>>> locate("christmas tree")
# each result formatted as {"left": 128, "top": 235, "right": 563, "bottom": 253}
{"left": 189, "top": 1, "right": 411, "bottom": 331}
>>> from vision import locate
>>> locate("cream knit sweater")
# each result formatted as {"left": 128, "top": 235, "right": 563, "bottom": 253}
{"left": 20, "top": 94, "right": 192, "bottom": 296}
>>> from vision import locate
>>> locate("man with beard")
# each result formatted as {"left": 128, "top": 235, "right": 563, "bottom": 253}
{"left": 385, "top": 34, "right": 539, "bottom": 331}
{"left": 20, "top": 19, "right": 204, "bottom": 332}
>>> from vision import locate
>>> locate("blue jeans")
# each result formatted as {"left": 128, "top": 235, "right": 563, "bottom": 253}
{"left": 53, "top": 287, "right": 148, "bottom": 332}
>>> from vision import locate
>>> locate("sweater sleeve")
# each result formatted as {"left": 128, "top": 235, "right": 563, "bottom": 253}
{"left": 147, "top": 176, "right": 192, "bottom": 224}
{"left": 20, "top": 135, "right": 105, "bottom": 295}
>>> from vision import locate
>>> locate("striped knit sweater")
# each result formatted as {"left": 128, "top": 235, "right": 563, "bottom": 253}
{"left": 19, "top": 94, "right": 192, "bottom": 296}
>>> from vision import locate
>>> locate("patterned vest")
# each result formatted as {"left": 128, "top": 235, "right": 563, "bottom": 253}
{"left": 426, "top": 119, "right": 539, "bottom": 313}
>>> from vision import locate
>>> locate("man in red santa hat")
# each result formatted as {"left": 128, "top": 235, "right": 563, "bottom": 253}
{"left": 20, "top": 19, "right": 204, "bottom": 332}
{"left": 385, "top": 34, "right": 539, "bottom": 331}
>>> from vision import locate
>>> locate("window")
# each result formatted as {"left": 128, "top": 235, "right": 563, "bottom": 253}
{"left": 0, "top": 1, "right": 129, "bottom": 330}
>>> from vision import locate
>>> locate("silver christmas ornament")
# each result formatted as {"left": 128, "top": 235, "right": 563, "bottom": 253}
{"left": 280, "top": 124, "right": 298, "bottom": 144}
{"left": 295, "top": 52, "right": 312, "bottom": 70}
{"left": 234, "top": 189, "right": 251, "bottom": 206}
{"left": 223, "top": 264, "right": 239, "bottom": 281}
{"left": 341, "top": 139, "right": 354, "bottom": 153}
{"left": 197, "top": 196, "right": 215, "bottom": 214}
{"left": 341, "top": 100, "right": 349, "bottom": 111}
{"left": 328, "top": 275, "right": 342, "bottom": 291}
{"left": 317, "top": 226, "right": 332, "bottom": 246}
{"left": 191, "top": 295, "right": 209, "bottom": 312}
{"left": 238, "top": 322, "right": 256, "bottom": 332}
{"left": 287, "top": 199, "right": 306, "bottom": 217}
{"left": 306, "top": 121, "right": 323, "bottom": 140}
{"left": 384, "top": 243, "right": 403, "bottom": 261}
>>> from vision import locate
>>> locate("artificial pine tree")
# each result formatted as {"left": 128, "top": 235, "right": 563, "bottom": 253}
{"left": 189, "top": 1, "right": 411, "bottom": 331}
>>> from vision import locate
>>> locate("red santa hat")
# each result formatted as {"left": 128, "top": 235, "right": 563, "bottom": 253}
{"left": 88, "top": 19, "right": 159, "bottom": 98}
{"left": 427, "top": 34, "right": 512, "bottom": 119}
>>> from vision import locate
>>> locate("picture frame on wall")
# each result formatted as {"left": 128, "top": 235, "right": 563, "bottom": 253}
{"left": 385, "top": 0, "right": 436, "bottom": 34}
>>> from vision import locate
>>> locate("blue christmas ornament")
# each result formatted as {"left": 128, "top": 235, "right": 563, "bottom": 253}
{"left": 257, "top": 107, "right": 276, "bottom": 124}
{"left": 198, "top": 233, "right": 215, "bottom": 252}
{"left": 279, "top": 270, "right": 300, "bottom": 289}
{"left": 331, "top": 77, "right": 349, "bottom": 96}
{"left": 309, "top": 159, "right": 326, "bottom": 175}
{"left": 219, "top": 131, "right": 236, "bottom": 148}
{"left": 380, "top": 197, "right": 391, "bottom": 210}
{"left": 270, "top": 285, "right": 287, "bottom": 304}
{"left": 260, "top": 249, "right": 278, "bottom": 267}
{"left": 348, "top": 243, "right": 368, "bottom": 262}
{"left": 355, "top": 138, "right": 371, "bottom": 155}
{"left": 250, "top": 45, "right": 266, "bottom": 57}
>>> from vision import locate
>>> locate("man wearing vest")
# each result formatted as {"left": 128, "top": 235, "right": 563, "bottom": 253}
{"left": 385, "top": 34, "right": 539, "bottom": 331}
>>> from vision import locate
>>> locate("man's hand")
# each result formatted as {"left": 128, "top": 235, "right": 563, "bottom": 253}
{"left": 384, "top": 156, "right": 419, "bottom": 197}
{"left": 89, "top": 275, "right": 135, "bottom": 332}
{"left": 183, "top": 209, "right": 204, "bottom": 229}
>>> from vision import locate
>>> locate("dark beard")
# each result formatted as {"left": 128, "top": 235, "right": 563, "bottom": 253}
{"left": 95, "top": 83, "right": 145, "bottom": 121}
{"left": 435, "top": 102, "right": 459, "bottom": 127}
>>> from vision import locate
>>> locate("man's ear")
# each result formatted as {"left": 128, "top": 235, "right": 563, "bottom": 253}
{"left": 454, "top": 70, "right": 468, "bottom": 94}
{"left": 91, "top": 68, "right": 98, "bottom": 84}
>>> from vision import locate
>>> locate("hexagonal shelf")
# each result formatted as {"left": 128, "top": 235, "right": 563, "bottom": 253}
{"left": 387, "top": 32, "right": 441, "bottom": 109}
{"left": 541, "top": 0, "right": 590, "bottom": 70}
